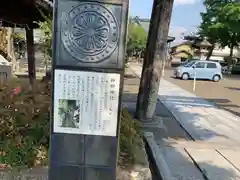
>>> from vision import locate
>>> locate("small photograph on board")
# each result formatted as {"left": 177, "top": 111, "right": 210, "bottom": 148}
{"left": 58, "top": 99, "right": 80, "bottom": 128}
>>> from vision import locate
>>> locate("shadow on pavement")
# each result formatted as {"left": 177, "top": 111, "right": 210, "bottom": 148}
{"left": 207, "top": 97, "right": 240, "bottom": 117}
{"left": 122, "top": 92, "right": 192, "bottom": 141}
{"left": 123, "top": 92, "right": 233, "bottom": 142}
{"left": 159, "top": 95, "right": 240, "bottom": 141}
{"left": 225, "top": 86, "right": 240, "bottom": 91}
{"left": 170, "top": 76, "right": 216, "bottom": 82}
{"left": 168, "top": 76, "right": 240, "bottom": 119}
{"left": 161, "top": 91, "right": 240, "bottom": 118}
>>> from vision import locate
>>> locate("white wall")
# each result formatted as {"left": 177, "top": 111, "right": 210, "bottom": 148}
{"left": 213, "top": 45, "right": 239, "bottom": 57}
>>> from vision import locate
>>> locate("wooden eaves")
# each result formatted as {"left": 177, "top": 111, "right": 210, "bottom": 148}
{"left": 0, "top": 0, "right": 52, "bottom": 28}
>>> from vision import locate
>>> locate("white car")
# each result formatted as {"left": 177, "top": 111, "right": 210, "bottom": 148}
{"left": 174, "top": 60, "right": 223, "bottom": 82}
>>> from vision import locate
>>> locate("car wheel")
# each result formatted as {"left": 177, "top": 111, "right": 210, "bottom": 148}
{"left": 213, "top": 75, "right": 220, "bottom": 82}
{"left": 182, "top": 73, "right": 189, "bottom": 80}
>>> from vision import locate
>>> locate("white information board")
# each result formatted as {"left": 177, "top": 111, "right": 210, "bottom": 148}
{"left": 53, "top": 69, "right": 121, "bottom": 136}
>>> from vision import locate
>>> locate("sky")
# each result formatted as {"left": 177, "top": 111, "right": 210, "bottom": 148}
{"left": 129, "top": 0, "right": 205, "bottom": 44}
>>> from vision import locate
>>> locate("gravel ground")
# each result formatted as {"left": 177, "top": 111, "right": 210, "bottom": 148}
{"left": 163, "top": 69, "right": 240, "bottom": 117}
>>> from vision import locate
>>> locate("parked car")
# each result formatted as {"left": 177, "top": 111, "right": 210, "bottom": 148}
{"left": 174, "top": 60, "right": 223, "bottom": 82}
{"left": 231, "top": 64, "right": 240, "bottom": 74}
{"left": 221, "top": 65, "right": 232, "bottom": 74}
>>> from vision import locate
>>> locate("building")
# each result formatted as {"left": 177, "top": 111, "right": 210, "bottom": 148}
{"left": 170, "top": 41, "right": 194, "bottom": 62}
{"left": 170, "top": 40, "right": 240, "bottom": 66}
{"left": 208, "top": 45, "right": 240, "bottom": 61}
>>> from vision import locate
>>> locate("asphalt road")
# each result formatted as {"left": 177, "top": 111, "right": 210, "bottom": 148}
{"left": 163, "top": 69, "right": 240, "bottom": 117}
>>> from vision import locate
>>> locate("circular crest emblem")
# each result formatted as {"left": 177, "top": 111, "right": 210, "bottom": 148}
{"left": 61, "top": 2, "right": 119, "bottom": 63}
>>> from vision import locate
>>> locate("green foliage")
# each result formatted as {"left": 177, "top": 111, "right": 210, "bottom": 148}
{"left": 12, "top": 32, "right": 25, "bottom": 43}
{"left": 221, "top": 3, "right": 240, "bottom": 32}
{"left": 199, "top": 0, "right": 240, "bottom": 55}
{"left": 0, "top": 79, "right": 51, "bottom": 168}
{"left": 0, "top": 82, "right": 142, "bottom": 168}
{"left": 127, "top": 19, "right": 147, "bottom": 56}
{"left": 38, "top": 14, "right": 52, "bottom": 60}
{"left": 118, "top": 108, "right": 143, "bottom": 167}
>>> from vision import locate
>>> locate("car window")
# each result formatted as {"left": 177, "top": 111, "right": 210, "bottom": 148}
{"left": 184, "top": 61, "right": 196, "bottom": 67}
{"left": 207, "top": 63, "right": 217, "bottom": 68}
{"left": 195, "top": 62, "right": 205, "bottom": 68}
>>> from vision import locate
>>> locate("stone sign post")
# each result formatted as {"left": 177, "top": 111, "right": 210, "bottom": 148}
{"left": 49, "top": 0, "right": 129, "bottom": 179}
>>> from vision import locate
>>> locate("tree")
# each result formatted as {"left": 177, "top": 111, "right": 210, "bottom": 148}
{"left": 38, "top": 13, "right": 52, "bottom": 72}
{"left": 126, "top": 20, "right": 147, "bottom": 61}
{"left": 38, "top": 15, "right": 52, "bottom": 59}
{"left": 216, "top": 2, "right": 240, "bottom": 57}
{"left": 198, "top": 13, "right": 218, "bottom": 60}
{"left": 136, "top": 0, "right": 174, "bottom": 120}
{"left": 199, "top": 0, "right": 240, "bottom": 64}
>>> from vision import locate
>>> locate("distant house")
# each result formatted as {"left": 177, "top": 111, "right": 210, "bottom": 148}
{"left": 170, "top": 41, "right": 194, "bottom": 62}
{"left": 170, "top": 40, "right": 240, "bottom": 65}
{"left": 209, "top": 45, "right": 240, "bottom": 61}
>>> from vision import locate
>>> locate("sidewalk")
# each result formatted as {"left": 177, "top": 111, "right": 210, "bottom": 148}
{"left": 123, "top": 67, "right": 191, "bottom": 141}
{"left": 129, "top": 63, "right": 240, "bottom": 180}
{"left": 130, "top": 63, "right": 240, "bottom": 144}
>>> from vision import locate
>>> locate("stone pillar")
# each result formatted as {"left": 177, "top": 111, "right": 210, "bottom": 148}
{"left": 49, "top": 0, "right": 129, "bottom": 180}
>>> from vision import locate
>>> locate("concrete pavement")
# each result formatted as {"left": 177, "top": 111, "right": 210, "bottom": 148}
{"left": 130, "top": 63, "right": 240, "bottom": 180}
{"left": 130, "top": 63, "right": 240, "bottom": 144}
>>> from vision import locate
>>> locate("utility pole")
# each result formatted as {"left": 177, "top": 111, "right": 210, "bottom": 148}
{"left": 135, "top": 0, "right": 174, "bottom": 121}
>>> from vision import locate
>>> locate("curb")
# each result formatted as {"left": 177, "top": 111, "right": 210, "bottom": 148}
{"left": 143, "top": 132, "right": 171, "bottom": 180}
{"left": 127, "top": 64, "right": 170, "bottom": 179}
